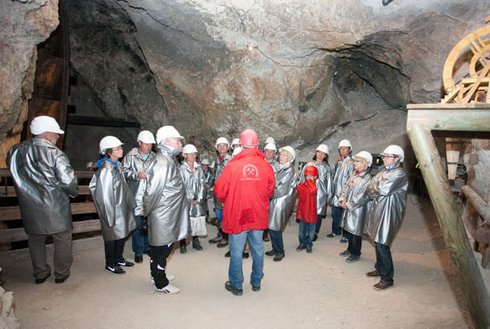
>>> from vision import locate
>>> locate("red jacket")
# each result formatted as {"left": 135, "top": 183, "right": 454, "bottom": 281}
{"left": 214, "top": 148, "right": 275, "bottom": 234}
{"left": 296, "top": 179, "right": 318, "bottom": 223}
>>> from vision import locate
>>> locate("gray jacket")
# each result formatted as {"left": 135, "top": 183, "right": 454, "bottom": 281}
{"left": 366, "top": 163, "right": 408, "bottom": 246}
{"left": 267, "top": 159, "right": 281, "bottom": 173}
{"left": 121, "top": 147, "right": 155, "bottom": 216}
{"left": 179, "top": 161, "right": 205, "bottom": 217}
{"left": 299, "top": 161, "right": 332, "bottom": 217}
{"left": 269, "top": 162, "right": 297, "bottom": 232}
{"left": 212, "top": 153, "right": 231, "bottom": 209}
{"left": 331, "top": 156, "right": 354, "bottom": 207}
{"left": 341, "top": 171, "right": 371, "bottom": 236}
{"left": 7, "top": 138, "right": 78, "bottom": 235}
{"left": 89, "top": 160, "right": 136, "bottom": 240}
{"left": 143, "top": 144, "right": 189, "bottom": 246}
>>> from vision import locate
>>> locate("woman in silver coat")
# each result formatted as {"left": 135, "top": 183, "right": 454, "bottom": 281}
{"left": 266, "top": 146, "right": 297, "bottom": 262}
{"left": 89, "top": 136, "right": 136, "bottom": 275}
{"left": 339, "top": 151, "right": 373, "bottom": 263}
{"left": 365, "top": 145, "right": 408, "bottom": 291}
{"left": 179, "top": 144, "right": 206, "bottom": 253}
{"left": 299, "top": 144, "right": 333, "bottom": 242}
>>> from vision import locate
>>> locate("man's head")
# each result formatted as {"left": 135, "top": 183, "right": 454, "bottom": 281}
{"left": 156, "top": 126, "right": 184, "bottom": 150}
{"left": 183, "top": 144, "right": 198, "bottom": 162}
{"left": 264, "top": 143, "right": 277, "bottom": 161}
{"left": 338, "top": 139, "right": 352, "bottom": 157}
{"left": 137, "top": 130, "right": 155, "bottom": 154}
{"left": 30, "top": 115, "right": 64, "bottom": 144}
{"left": 215, "top": 137, "right": 230, "bottom": 155}
{"left": 239, "top": 129, "right": 259, "bottom": 149}
{"left": 382, "top": 144, "right": 404, "bottom": 167}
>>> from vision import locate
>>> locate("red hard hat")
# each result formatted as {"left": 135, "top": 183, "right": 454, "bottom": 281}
{"left": 239, "top": 129, "right": 259, "bottom": 147}
{"left": 304, "top": 165, "right": 319, "bottom": 177}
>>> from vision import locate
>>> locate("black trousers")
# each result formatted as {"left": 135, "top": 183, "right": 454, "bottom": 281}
{"left": 104, "top": 238, "right": 125, "bottom": 267}
{"left": 345, "top": 231, "right": 362, "bottom": 256}
{"left": 149, "top": 244, "right": 173, "bottom": 289}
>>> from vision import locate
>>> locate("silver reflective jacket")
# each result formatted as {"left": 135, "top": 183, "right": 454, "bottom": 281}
{"left": 212, "top": 153, "right": 231, "bottom": 209}
{"left": 143, "top": 144, "right": 189, "bottom": 246}
{"left": 7, "top": 138, "right": 79, "bottom": 234}
{"left": 89, "top": 161, "right": 136, "bottom": 241}
{"left": 299, "top": 161, "right": 332, "bottom": 216}
{"left": 341, "top": 171, "right": 371, "bottom": 236}
{"left": 331, "top": 156, "right": 354, "bottom": 207}
{"left": 121, "top": 147, "right": 155, "bottom": 216}
{"left": 267, "top": 159, "right": 281, "bottom": 173}
{"left": 269, "top": 162, "right": 297, "bottom": 232}
{"left": 179, "top": 161, "right": 205, "bottom": 217}
{"left": 366, "top": 163, "right": 408, "bottom": 246}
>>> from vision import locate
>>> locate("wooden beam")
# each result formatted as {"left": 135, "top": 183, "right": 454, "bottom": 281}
{"left": 0, "top": 202, "right": 96, "bottom": 222}
{"left": 67, "top": 115, "right": 140, "bottom": 128}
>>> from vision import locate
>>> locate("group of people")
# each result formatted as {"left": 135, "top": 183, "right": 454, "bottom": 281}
{"left": 7, "top": 114, "right": 408, "bottom": 296}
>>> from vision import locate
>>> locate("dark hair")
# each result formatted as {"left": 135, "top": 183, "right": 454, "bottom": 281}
{"left": 312, "top": 151, "right": 329, "bottom": 164}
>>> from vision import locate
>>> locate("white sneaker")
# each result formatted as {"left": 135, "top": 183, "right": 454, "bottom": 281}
{"left": 156, "top": 283, "right": 180, "bottom": 295}
{"left": 150, "top": 274, "right": 175, "bottom": 283}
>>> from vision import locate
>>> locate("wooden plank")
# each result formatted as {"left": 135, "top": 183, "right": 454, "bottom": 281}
{"left": 0, "top": 185, "right": 91, "bottom": 198}
{"left": 67, "top": 115, "right": 140, "bottom": 128}
{"left": 407, "top": 103, "right": 490, "bottom": 109}
{"left": 0, "top": 220, "right": 101, "bottom": 244}
{"left": 0, "top": 202, "right": 96, "bottom": 221}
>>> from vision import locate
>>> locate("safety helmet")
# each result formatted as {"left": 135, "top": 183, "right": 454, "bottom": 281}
{"left": 156, "top": 126, "right": 184, "bottom": 144}
{"left": 354, "top": 151, "right": 373, "bottom": 167}
{"left": 239, "top": 129, "right": 259, "bottom": 147}
{"left": 279, "top": 146, "right": 296, "bottom": 162}
{"left": 137, "top": 130, "right": 156, "bottom": 144}
{"left": 183, "top": 144, "right": 198, "bottom": 154}
{"left": 232, "top": 146, "right": 243, "bottom": 157}
{"left": 338, "top": 139, "right": 352, "bottom": 149}
{"left": 201, "top": 159, "right": 209, "bottom": 165}
{"left": 99, "top": 136, "right": 124, "bottom": 154}
{"left": 264, "top": 143, "right": 277, "bottom": 151}
{"left": 316, "top": 144, "right": 329, "bottom": 155}
{"left": 382, "top": 144, "right": 404, "bottom": 162}
{"left": 215, "top": 137, "right": 230, "bottom": 149}
{"left": 265, "top": 137, "right": 275, "bottom": 145}
{"left": 303, "top": 165, "right": 319, "bottom": 178}
{"left": 231, "top": 138, "right": 240, "bottom": 146}
{"left": 30, "top": 115, "right": 64, "bottom": 135}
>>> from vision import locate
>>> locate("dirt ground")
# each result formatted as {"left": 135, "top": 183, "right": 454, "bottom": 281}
{"left": 0, "top": 194, "right": 480, "bottom": 329}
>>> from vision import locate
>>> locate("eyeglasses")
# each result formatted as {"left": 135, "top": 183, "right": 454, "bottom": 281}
{"left": 112, "top": 146, "right": 123, "bottom": 151}
{"left": 381, "top": 155, "right": 396, "bottom": 159}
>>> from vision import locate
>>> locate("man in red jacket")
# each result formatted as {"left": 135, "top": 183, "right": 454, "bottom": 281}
{"left": 214, "top": 129, "right": 275, "bottom": 296}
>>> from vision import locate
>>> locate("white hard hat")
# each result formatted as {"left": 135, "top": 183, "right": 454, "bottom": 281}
{"left": 354, "top": 151, "right": 373, "bottom": 167}
{"left": 382, "top": 144, "right": 404, "bottom": 162}
{"left": 156, "top": 126, "right": 184, "bottom": 144}
{"left": 215, "top": 137, "right": 230, "bottom": 149}
{"left": 99, "top": 136, "right": 123, "bottom": 154}
{"left": 137, "top": 130, "right": 156, "bottom": 144}
{"left": 338, "top": 139, "right": 352, "bottom": 149}
{"left": 316, "top": 144, "right": 329, "bottom": 154}
{"left": 183, "top": 144, "right": 198, "bottom": 154}
{"left": 264, "top": 143, "right": 277, "bottom": 151}
{"left": 231, "top": 138, "right": 240, "bottom": 146}
{"left": 201, "top": 159, "right": 209, "bottom": 165}
{"left": 279, "top": 146, "right": 296, "bottom": 162}
{"left": 30, "top": 115, "right": 64, "bottom": 135}
{"left": 265, "top": 137, "right": 275, "bottom": 145}
{"left": 232, "top": 146, "right": 243, "bottom": 157}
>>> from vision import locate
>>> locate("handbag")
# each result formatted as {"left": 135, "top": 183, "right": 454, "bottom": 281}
{"left": 190, "top": 216, "right": 207, "bottom": 237}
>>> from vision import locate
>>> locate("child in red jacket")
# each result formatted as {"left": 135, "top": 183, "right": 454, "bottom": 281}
{"left": 296, "top": 165, "right": 318, "bottom": 253}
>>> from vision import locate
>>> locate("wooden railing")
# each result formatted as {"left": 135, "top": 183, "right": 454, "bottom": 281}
{"left": 0, "top": 169, "right": 101, "bottom": 246}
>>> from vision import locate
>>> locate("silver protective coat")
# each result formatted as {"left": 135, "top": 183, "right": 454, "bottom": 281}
{"left": 121, "top": 147, "right": 156, "bottom": 216}
{"left": 331, "top": 156, "right": 354, "bottom": 207}
{"left": 212, "top": 153, "right": 231, "bottom": 209}
{"left": 341, "top": 171, "right": 371, "bottom": 236}
{"left": 89, "top": 161, "right": 136, "bottom": 240}
{"left": 143, "top": 144, "right": 189, "bottom": 246}
{"left": 299, "top": 162, "right": 332, "bottom": 216}
{"left": 7, "top": 138, "right": 79, "bottom": 234}
{"left": 268, "top": 162, "right": 297, "bottom": 232}
{"left": 179, "top": 161, "right": 205, "bottom": 217}
{"left": 366, "top": 164, "right": 408, "bottom": 246}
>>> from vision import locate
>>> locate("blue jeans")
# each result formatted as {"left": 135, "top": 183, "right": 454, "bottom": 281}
{"left": 215, "top": 208, "right": 223, "bottom": 222}
{"left": 375, "top": 242, "right": 394, "bottom": 283}
{"left": 269, "top": 229, "right": 284, "bottom": 255}
{"left": 228, "top": 230, "right": 264, "bottom": 289}
{"left": 298, "top": 221, "right": 316, "bottom": 248}
{"left": 132, "top": 216, "right": 149, "bottom": 256}
{"left": 331, "top": 206, "right": 344, "bottom": 235}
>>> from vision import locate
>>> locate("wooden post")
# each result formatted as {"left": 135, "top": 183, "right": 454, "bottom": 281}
{"left": 407, "top": 107, "right": 490, "bottom": 328}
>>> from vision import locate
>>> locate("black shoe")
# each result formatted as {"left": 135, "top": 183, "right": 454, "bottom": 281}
{"left": 273, "top": 254, "right": 284, "bottom": 262}
{"left": 105, "top": 265, "right": 126, "bottom": 274}
{"left": 225, "top": 250, "right": 230, "bottom": 257}
{"left": 306, "top": 246, "right": 313, "bottom": 253}
{"left": 312, "top": 234, "right": 318, "bottom": 242}
{"left": 180, "top": 245, "right": 187, "bottom": 254}
{"left": 243, "top": 252, "right": 249, "bottom": 259}
{"left": 225, "top": 281, "right": 243, "bottom": 296}
{"left": 262, "top": 235, "right": 270, "bottom": 242}
{"left": 55, "top": 275, "right": 69, "bottom": 284}
{"left": 252, "top": 284, "right": 261, "bottom": 292}
{"left": 209, "top": 235, "right": 222, "bottom": 244}
{"left": 339, "top": 250, "right": 350, "bottom": 257}
{"left": 117, "top": 260, "right": 134, "bottom": 267}
{"left": 373, "top": 280, "right": 394, "bottom": 290}
{"left": 340, "top": 237, "right": 348, "bottom": 243}
{"left": 217, "top": 240, "right": 229, "bottom": 248}
{"left": 346, "top": 255, "right": 360, "bottom": 263}
{"left": 327, "top": 233, "right": 337, "bottom": 238}
{"left": 135, "top": 255, "right": 143, "bottom": 263}
{"left": 265, "top": 250, "right": 276, "bottom": 256}
{"left": 35, "top": 272, "right": 51, "bottom": 284}
{"left": 192, "top": 239, "right": 203, "bottom": 251}
{"left": 366, "top": 269, "right": 381, "bottom": 277}
{"left": 296, "top": 244, "right": 306, "bottom": 252}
